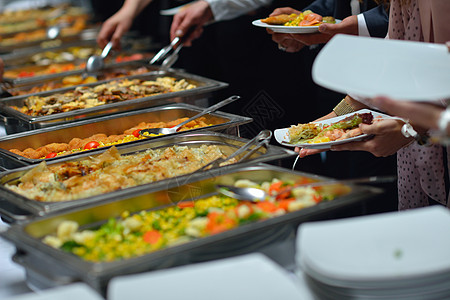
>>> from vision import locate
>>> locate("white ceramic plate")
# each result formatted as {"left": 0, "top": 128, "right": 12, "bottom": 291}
{"left": 108, "top": 253, "right": 311, "bottom": 300}
{"left": 296, "top": 206, "right": 450, "bottom": 287}
{"left": 312, "top": 34, "right": 450, "bottom": 101}
{"left": 6, "top": 283, "right": 102, "bottom": 300}
{"left": 274, "top": 109, "right": 390, "bottom": 149}
{"left": 252, "top": 19, "right": 320, "bottom": 34}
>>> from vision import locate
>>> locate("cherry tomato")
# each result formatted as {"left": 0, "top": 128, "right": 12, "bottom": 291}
{"left": 84, "top": 141, "right": 100, "bottom": 150}
{"left": 45, "top": 152, "right": 58, "bottom": 159}
{"left": 132, "top": 129, "right": 142, "bottom": 138}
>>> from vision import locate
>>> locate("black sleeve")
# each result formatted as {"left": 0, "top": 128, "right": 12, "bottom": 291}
{"left": 303, "top": 0, "right": 336, "bottom": 16}
{"left": 362, "top": 5, "right": 389, "bottom": 38}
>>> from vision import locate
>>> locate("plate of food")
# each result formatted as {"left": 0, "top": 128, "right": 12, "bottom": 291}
{"left": 274, "top": 109, "right": 391, "bottom": 149}
{"left": 252, "top": 10, "right": 337, "bottom": 34}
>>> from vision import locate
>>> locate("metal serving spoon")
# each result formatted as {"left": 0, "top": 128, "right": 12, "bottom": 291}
{"left": 46, "top": 25, "right": 61, "bottom": 39}
{"left": 85, "top": 41, "right": 114, "bottom": 73}
{"left": 139, "top": 95, "right": 240, "bottom": 137}
{"left": 217, "top": 175, "right": 397, "bottom": 202}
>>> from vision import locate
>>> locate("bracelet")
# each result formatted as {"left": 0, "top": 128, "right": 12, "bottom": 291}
{"left": 333, "top": 98, "right": 355, "bottom": 116}
{"left": 438, "top": 106, "right": 450, "bottom": 135}
{"left": 401, "top": 122, "right": 431, "bottom": 146}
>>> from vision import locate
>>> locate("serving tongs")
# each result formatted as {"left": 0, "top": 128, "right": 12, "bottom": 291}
{"left": 149, "top": 27, "right": 195, "bottom": 70}
{"left": 0, "top": 80, "right": 14, "bottom": 98}
{"left": 217, "top": 175, "right": 397, "bottom": 202}
{"left": 194, "top": 130, "right": 273, "bottom": 173}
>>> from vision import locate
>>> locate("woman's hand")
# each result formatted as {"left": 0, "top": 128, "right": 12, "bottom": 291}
{"left": 330, "top": 119, "right": 413, "bottom": 157}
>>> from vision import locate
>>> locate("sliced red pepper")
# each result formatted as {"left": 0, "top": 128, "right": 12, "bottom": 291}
{"left": 45, "top": 152, "right": 58, "bottom": 159}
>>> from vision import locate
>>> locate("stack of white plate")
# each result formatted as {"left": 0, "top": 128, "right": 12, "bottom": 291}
{"left": 296, "top": 206, "right": 450, "bottom": 300}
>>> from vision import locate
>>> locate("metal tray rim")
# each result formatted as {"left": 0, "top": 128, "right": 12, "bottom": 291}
{"left": 0, "top": 163, "right": 383, "bottom": 278}
{"left": 0, "top": 132, "right": 296, "bottom": 218}
{"left": 0, "top": 102, "right": 252, "bottom": 164}
{"left": 0, "top": 69, "right": 228, "bottom": 124}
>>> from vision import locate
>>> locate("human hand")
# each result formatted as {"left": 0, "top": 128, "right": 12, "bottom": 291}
{"left": 372, "top": 96, "right": 444, "bottom": 131}
{"left": 97, "top": 7, "right": 135, "bottom": 50}
{"left": 170, "top": 1, "right": 213, "bottom": 47}
{"left": 270, "top": 14, "right": 358, "bottom": 53}
{"left": 330, "top": 119, "right": 412, "bottom": 157}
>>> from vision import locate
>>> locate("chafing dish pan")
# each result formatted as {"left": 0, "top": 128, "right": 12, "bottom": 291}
{"left": 1, "top": 45, "right": 155, "bottom": 86}
{"left": 0, "top": 164, "right": 383, "bottom": 295}
{"left": 0, "top": 38, "right": 155, "bottom": 68}
{"left": 1, "top": 58, "right": 156, "bottom": 88}
{"left": 0, "top": 27, "right": 99, "bottom": 54}
{"left": 0, "top": 103, "right": 252, "bottom": 169}
{"left": 0, "top": 131, "right": 295, "bottom": 222}
{"left": 0, "top": 69, "right": 228, "bottom": 133}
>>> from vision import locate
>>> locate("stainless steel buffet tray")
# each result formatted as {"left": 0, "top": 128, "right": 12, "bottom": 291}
{"left": 0, "top": 102, "right": 252, "bottom": 169}
{"left": 0, "top": 27, "right": 100, "bottom": 54}
{"left": 0, "top": 131, "right": 295, "bottom": 221}
{"left": 1, "top": 38, "right": 155, "bottom": 67}
{"left": 1, "top": 43, "right": 155, "bottom": 85}
{"left": 2, "top": 60, "right": 158, "bottom": 92}
{"left": 0, "top": 69, "right": 228, "bottom": 132}
{"left": 0, "top": 39, "right": 98, "bottom": 67}
{"left": 0, "top": 164, "right": 383, "bottom": 295}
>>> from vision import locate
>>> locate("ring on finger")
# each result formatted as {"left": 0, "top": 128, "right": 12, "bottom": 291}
{"left": 278, "top": 44, "right": 287, "bottom": 51}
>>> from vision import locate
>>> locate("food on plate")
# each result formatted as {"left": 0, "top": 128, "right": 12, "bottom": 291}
{"left": 261, "top": 10, "right": 336, "bottom": 27}
{"left": 288, "top": 112, "right": 374, "bottom": 144}
{"left": 261, "top": 14, "right": 297, "bottom": 25}
{"left": 11, "top": 76, "right": 197, "bottom": 116}
{"left": 8, "top": 116, "right": 213, "bottom": 159}
{"left": 9, "top": 66, "right": 152, "bottom": 96}
{"left": 42, "top": 178, "right": 349, "bottom": 262}
{"left": 5, "top": 145, "right": 235, "bottom": 202}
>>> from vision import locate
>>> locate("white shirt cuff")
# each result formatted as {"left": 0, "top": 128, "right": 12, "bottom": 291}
{"left": 357, "top": 14, "right": 370, "bottom": 37}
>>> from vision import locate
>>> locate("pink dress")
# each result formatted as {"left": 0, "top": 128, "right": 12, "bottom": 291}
{"left": 388, "top": 0, "right": 450, "bottom": 209}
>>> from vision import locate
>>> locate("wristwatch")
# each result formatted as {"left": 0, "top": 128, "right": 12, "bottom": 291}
{"left": 333, "top": 98, "right": 355, "bottom": 116}
{"left": 438, "top": 106, "right": 450, "bottom": 135}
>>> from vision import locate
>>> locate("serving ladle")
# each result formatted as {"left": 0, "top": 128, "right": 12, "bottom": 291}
{"left": 85, "top": 41, "right": 114, "bottom": 73}
{"left": 139, "top": 95, "right": 240, "bottom": 137}
{"left": 217, "top": 175, "right": 397, "bottom": 202}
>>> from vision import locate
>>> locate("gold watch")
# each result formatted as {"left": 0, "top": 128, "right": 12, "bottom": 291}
{"left": 333, "top": 98, "right": 355, "bottom": 116}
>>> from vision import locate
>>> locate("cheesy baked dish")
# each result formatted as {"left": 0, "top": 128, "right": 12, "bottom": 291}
{"left": 5, "top": 145, "right": 234, "bottom": 202}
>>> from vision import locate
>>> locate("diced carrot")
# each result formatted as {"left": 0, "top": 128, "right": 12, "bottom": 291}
{"left": 268, "top": 181, "right": 284, "bottom": 195}
{"left": 278, "top": 199, "right": 295, "bottom": 211}
{"left": 206, "top": 212, "right": 236, "bottom": 234}
{"left": 143, "top": 230, "right": 162, "bottom": 244}
{"left": 177, "top": 201, "right": 195, "bottom": 208}
{"left": 256, "top": 201, "right": 278, "bottom": 213}
{"left": 313, "top": 195, "right": 322, "bottom": 203}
